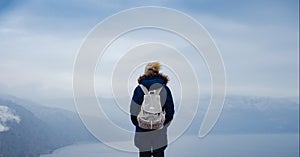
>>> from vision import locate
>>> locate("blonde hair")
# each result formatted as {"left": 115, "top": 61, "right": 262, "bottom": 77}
{"left": 145, "top": 61, "right": 161, "bottom": 74}
{"left": 151, "top": 61, "right": 161, "bottom": 72}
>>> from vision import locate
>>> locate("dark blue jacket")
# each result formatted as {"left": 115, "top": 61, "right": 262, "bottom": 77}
{"left": 130, "top": 74, "right": 175, "bottom": 132}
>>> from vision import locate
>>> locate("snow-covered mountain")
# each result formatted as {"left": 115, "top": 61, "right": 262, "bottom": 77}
{"left": 0, "top": 95, "right": 95, "bottom": 157}
{"left": 0, "top": 105, "right": 21, "bottom": 132}
{"left": 0, "top": 94, "right": 298, "bottom": 157}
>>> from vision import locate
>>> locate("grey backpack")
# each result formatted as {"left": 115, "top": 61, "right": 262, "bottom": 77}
{"left": 137, "top": 84, "right": 165, "bottom": 130}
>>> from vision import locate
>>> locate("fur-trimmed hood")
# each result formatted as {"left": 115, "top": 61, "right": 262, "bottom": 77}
{"left": 138, "top": 72, "right": 169, "bottom": 86}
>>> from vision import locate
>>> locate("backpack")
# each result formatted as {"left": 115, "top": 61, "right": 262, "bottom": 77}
{"left": 137, "top": 84, "right": 165, "bottom": 130}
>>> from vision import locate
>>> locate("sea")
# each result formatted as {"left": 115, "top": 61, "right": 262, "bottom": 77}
{"left": 41, "top": 134, "right": 299, "bottom": 157}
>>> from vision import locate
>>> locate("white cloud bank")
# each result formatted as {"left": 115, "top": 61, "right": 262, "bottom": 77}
{"left": 0, "top": 105, "right": 21, "bottom": 132}
{"left": 0, "top": 0, "right": 298, "bottom": 105}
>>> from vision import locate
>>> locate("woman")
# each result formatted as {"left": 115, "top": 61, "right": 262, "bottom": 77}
{"left": 130, "top": 62, "right": 175, "bottom": 157}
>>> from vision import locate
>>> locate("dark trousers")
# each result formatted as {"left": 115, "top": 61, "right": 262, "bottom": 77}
{"left": 139, "top": 150, "right": 164, "bottom": 157}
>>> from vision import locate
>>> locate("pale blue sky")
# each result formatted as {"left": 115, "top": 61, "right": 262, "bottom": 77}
{"left": 0, "top": 0, "right": 298, "bottom": 105}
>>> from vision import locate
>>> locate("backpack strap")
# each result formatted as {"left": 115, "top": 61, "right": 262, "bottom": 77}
{"left": 139, "top": 84, "right": 163, "bottom": 95}
{"left": 139, "top": 84, "right": 149, "bottom": 95}
{"left": 156, "top": 87, "right": 163, "bottom": 94}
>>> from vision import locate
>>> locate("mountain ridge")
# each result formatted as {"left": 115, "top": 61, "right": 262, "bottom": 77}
{"left": 0, "top": 96, "right": 96, "bottom": 157}
{"left": 0, "top": 94, "right": 298, "bottom": 157}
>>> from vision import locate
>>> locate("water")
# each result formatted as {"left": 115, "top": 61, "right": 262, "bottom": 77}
{"left": 41, "top": 134, "right": 299, "bottom": 157}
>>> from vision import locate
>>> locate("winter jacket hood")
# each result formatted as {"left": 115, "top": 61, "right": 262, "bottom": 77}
{"left": 138, "top": 72, "right": 169, "bottom": 89}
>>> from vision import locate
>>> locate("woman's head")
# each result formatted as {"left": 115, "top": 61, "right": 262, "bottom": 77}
{"left": 144, "top": 61, "right": 161, "bottom": 74}
{"left": 138, "top": 61, "right": 169, "bottom": 84}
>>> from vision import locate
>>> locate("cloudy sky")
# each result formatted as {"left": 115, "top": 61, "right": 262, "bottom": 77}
{"left": 0, "top": 0, "right": 298, "bottom": 109}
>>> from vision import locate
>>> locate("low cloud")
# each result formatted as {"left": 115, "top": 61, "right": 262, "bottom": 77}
{"left": 0, "top": 105, "right": 21, "bottom": 132}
